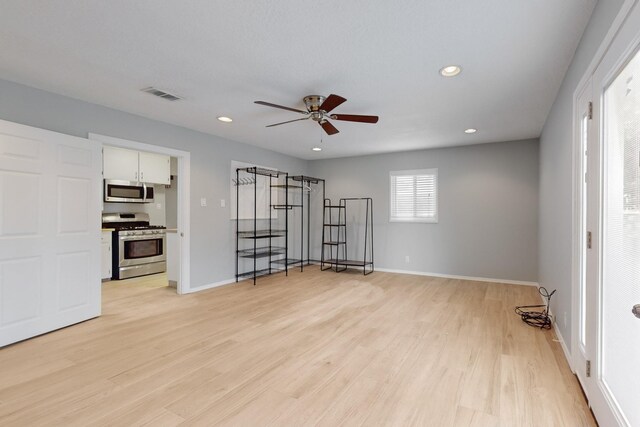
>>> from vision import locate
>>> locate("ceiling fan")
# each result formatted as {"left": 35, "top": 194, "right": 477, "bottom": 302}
{"left": 254, "top": 94, "right": 379, "bottom": 135}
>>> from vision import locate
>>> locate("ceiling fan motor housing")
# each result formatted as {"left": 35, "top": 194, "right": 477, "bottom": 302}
{"left": 304, "top": 95, "right": 326, "bottom": 113}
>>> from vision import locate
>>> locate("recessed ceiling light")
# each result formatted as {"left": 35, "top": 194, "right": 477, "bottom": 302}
{"left": 464, "top": 128, "right": 477, "bottom": 134}
{"left": 217, "top": 116, "right": 233, "bottom": 123}
{"left": 440, "top": 65, "right": 462, "bottom": 77}
{"left": 312, "top": 147, "right": 322, "bottom": 152}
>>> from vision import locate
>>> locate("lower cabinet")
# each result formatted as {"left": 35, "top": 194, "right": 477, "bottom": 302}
{"left": 101, "top": 231, "right": 112, "bottom": 280}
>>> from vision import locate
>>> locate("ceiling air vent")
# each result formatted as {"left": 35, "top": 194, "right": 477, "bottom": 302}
{"left": 140, "top": 87, "right": 182, "bottom": 101}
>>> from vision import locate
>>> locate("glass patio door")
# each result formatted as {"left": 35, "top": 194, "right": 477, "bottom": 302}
{"left": 588, "top": 5, "right": 640, "bottom": 420}
{"left": 598, "top": 47, "right": 640, "bottom": 427}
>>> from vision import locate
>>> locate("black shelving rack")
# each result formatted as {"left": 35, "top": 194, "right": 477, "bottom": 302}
{"left": 321, "top": 197, "right": 374, "bottom": 275}
{"left": 235, "top": 167, "right": 288, "bottom": 285}
{"left": 283, "top": 176, "right": 325, "bottom": 271}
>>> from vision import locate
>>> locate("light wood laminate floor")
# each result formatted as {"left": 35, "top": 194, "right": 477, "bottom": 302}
{"left": 0, "top": 267, "right": 594, "bottom": 426}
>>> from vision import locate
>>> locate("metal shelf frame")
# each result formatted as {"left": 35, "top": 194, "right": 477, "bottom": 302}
{"left": 235, "top": 167, "right": 289, "bottom": 285}
{"left": 321, "top": 197, "right": 374, "bottom": 275}
{"left": 287, "top": 175, "right": 325, "bottom": 272}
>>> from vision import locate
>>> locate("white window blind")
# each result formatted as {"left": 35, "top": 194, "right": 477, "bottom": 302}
{"left": 390, "top": 169, "right": 438, "bottom": 223}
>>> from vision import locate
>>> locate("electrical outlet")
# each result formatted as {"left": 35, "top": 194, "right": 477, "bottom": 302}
{"left": 220, "top": 199, "right": 226, "bottom": 208}
{"left": 405, "top": 255, "right": 410, "bottom": 263}
{"left": 200, "top": 197, "right": 207, "bottom": 207}
{"left": 156, "top": 203, "right": 162, "bottom": 210}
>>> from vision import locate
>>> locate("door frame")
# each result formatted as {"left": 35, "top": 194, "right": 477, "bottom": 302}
{"left": 571, "top": 79, "right": 593, "bottom": 394}
{"left": 571, "top": 0, "right": 637, "bottom": 374}
{"left": 88, "top": 133, "right": 191, "bottom": 294}
{"left": 572, "top": 1, "right": 640, "bottom": 425}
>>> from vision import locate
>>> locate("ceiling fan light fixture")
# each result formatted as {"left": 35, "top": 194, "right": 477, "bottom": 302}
{"left": 464, "top": 128, "right": 477, "bottom": 134}
{"left": 255, "top": 93, "right": 378, "bottom": 136}
{"left": 440, "top": 65, "right": 462, "bottom": 77}
{"left": 312, "top": 147, "right": 322, "bottom": 152}
{"left": 217, "top": 116, "right": 233, "bottom": 123}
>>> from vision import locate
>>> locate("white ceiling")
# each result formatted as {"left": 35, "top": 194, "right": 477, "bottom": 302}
{"left": 0, "top": 0, "right": 595, "bottom": 160}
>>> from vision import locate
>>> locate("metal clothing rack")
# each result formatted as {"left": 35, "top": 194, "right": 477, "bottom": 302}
{"left": 277, "top": 175, "right": 325, "bottom": 271}
{"left": 235, "top": 167, "right": 288, "bottom": 285}
{"left": 321, "top": 197, "right": 374, "bottom": 275}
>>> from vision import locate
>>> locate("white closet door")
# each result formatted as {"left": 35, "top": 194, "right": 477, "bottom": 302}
{"left": 0, "top": 119, "right": 101, "bottom": 347}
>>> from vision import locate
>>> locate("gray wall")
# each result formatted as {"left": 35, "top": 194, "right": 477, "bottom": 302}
{"left": 539, "top": 0, "right": 625, "bottom": 342}
{"left": 0, "top": 79, "right": 308, "bottom": 290}
{"left": 309, "top": 139, "right": 539, "bottom": 282}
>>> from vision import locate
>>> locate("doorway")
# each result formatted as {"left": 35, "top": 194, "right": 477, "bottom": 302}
{"left": 89, "top": 133, "right": 190, "bottom": 295}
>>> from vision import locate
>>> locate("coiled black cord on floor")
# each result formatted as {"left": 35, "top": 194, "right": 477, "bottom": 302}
{"left": 515, "top": 287, "right": 556, "bottom": 329}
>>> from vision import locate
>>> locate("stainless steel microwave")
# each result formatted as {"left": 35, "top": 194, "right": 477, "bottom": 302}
{"left": 104, "top": 179, "right": 154, "bottom": 203}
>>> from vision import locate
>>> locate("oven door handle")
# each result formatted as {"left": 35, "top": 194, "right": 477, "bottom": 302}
{"left": 119, "top": 234, "right": 165, "bottom": 241}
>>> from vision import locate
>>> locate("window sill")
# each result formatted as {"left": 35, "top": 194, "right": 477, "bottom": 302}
{"left": 390, "top": 218, "right": 438, "bottom": 224}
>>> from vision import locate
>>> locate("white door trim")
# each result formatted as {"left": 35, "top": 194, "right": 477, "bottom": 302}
{"left": 571, "top": 0, "right": 637, "bottom": 375}
{"left": 88, "top": 133, "right": 191, "bottom": 295}
{"left": 571, "top": 80, "right": 592, "bottom": 389}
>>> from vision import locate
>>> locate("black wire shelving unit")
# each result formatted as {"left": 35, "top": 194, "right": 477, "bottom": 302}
{"left": 321, "top": 197, "right": 374, "bottom": 275}
{"left": 280, "top": 175, "right": 325, "bottom": 271}
{"left": 235, "top": 167, "right": 288, "bottom": 285}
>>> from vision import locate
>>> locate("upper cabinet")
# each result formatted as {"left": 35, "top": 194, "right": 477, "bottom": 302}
{"left": 103, "top": 146, "right": 170, "bottom": 185}
{"left": 103, "top": 146, "right": 139, "bottom": 181}
{"left": 138, "top": 151, "right": 170, "bottom": 185}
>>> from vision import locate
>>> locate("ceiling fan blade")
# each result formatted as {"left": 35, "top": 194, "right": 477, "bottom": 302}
{"left": 319, "top": 94, "right": 347, "bottom": 113}
{"left": 266, "top": 117, "right": 310, "bottom": 127}
{"left": 330, "top": 114, "right": 379, "bottom": 124}
{"left": 319, "top": 120, "right": 339, "bottom": 135}
{"left": 255, "top": 101, "right": 308, "bottom": 114}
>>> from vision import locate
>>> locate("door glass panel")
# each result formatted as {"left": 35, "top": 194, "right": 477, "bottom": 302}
{"left": 602, "top": 47, "right": 640, "bottom": 426}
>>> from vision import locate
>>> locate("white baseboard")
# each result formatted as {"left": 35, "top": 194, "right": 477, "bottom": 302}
{"left": 552, "top": 320, "right": 573, "bottom": 372}
{"left": 375, "top": 267, "right": 539, "bottom": 287}
{"left": 184, "top": 277, "right": 236, "bottom": 294}
{"left": 536, "top": 289, "right": 574, "bottom": 373}
{"left": 184, "top": 268, "right": 538, "bottom": 294}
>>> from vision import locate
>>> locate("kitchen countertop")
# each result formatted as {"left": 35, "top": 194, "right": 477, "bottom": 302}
{"left": 101, "top": 228, "right": 115, "bottom": 232}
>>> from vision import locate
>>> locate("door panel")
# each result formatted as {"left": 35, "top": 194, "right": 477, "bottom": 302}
{"left": 588, "top": 2, "right": 640, "bottom": 425}
{"left": 0, "top": 119, "right": 101, "bottom": 347}
{"left": 0, "top": 257, "right": 41, "bottom": 326}
{"left": 57, "top": 251, "right": 90, "bottom": 311}
{"left": 599, "top": 45, "right": 640, "bottom": 427}
{"left": 0, "top": 171, "right": 40, "bottom": 236}
{"left": 58, "top": 177, "right": 91, "bottom": 233}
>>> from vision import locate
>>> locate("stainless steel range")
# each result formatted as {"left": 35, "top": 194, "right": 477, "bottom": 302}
{"left": 102, "top": 213, "right": 166, "bottom": 280}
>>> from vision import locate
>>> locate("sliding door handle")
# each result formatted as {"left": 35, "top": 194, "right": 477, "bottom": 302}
{"left": 633, "top": 304, "right": 640, "bottom": 319}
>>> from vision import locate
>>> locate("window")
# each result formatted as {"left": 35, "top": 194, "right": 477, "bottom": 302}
{"left": 390, "top": 169, "right": 438, "bottom": 223}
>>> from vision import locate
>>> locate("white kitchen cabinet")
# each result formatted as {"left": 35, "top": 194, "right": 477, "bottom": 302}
{"left": 101, "top": 231, "right": 112, "bottom": 280}
{"left": 103, "top": 146, "right": 139, "bottom": 181}
{"left": 139, "top": 151, "right": 170, "bottom": 185}
{"left": 102, "top": 146, "right": 170, "bottom": 185}
{"left": 166, "top": 230, "right": 180, "bottom": 288}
